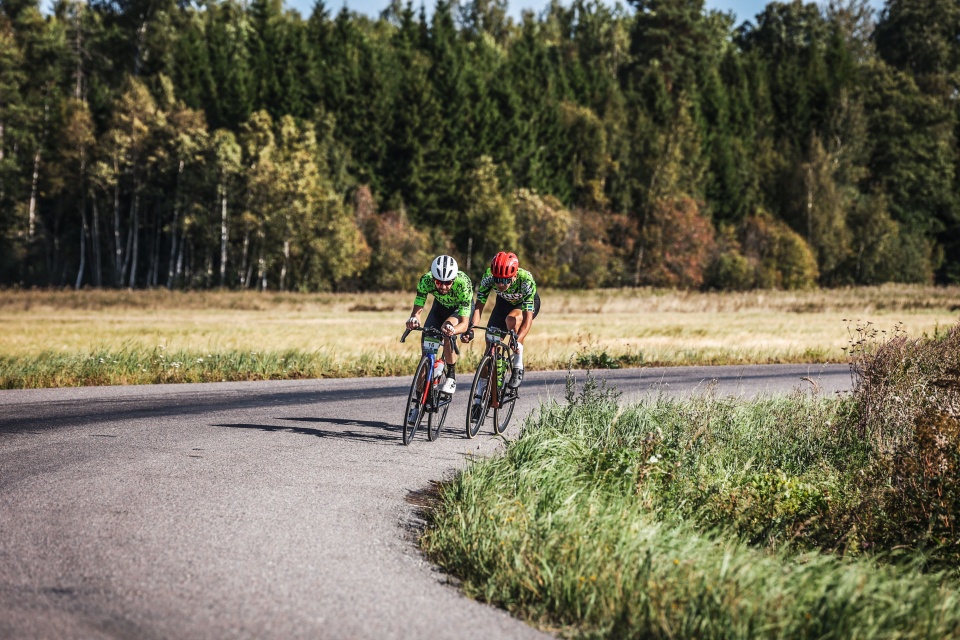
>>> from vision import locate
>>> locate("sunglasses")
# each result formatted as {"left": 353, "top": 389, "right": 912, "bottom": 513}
{"left": 434, "top": 278, "right": 453, "bottom": 287}
{"left": 493, "top": 277, "right": 513, "bottom": 286}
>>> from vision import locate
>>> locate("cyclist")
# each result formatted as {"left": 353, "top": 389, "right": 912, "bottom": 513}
{"left": 463, "top": 251, "right": 539, "bottom": 389}
{"left": 405, "top": 255, "right": 474, "bottom": 396}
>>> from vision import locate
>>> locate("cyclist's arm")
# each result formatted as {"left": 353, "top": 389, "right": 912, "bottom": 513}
{"left": 471, "top": 299, "right": 486, "bottom": 327}
{"left": 443, "top": 314, "right": 471, "bottom": 336}
{"left": 409, "top": 273, "right": 434, "bottom": 329}
{"left": 516, "top": 272, "right": 537, "bottom": 343}
{"left": 474, "top": 269, "right": 494, "bottom": 324}
{"left": 406, "top": 305, "right": 424, "bottom": 329}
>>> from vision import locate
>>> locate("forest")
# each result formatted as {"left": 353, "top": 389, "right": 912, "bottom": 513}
{"left": 0, "top": 0, "right": 957, "bottom": 291}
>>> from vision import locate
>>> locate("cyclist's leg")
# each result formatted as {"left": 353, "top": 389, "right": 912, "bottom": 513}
{"left": 503, "top": 293, "right": 540, "bottom": 335}
{"left": 506, "top": 294, "right": 539, "bottom": 387}
{"left": 424, "top": 301, "right": 460, "bottom": 394}
{"left": 423, "top": 302, "right": 461, "bottom": 367}
{"left": 470, "top": 300, "right": 508, "bottom": 415}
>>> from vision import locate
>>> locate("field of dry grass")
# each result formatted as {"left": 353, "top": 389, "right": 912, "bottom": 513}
{"left": 1, "top": 285, "right": 957, "bottom": 387}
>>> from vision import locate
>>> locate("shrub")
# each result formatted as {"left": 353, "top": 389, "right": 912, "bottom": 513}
{"left": 845, "top": 321, "right": 960, "bottom": 563}
{"left": 742, "top": 211, "right": 819, "bottom": 289}
{"left": 638, "top": 196, "right": 716, "bottom": 290}
{"left": 512, "top": 189, "right": 573, "bottom": 287}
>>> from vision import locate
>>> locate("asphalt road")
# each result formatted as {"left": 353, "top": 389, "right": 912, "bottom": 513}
{"left": 0, "top": 363, "right": 851, "bottom": 639}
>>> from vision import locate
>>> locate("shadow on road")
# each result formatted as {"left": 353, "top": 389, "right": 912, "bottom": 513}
{"left": 213, "top": 416, "right": 404, "bottom": 445}
{"left": 282, "top": 416, "right": 478, "bottom": 442}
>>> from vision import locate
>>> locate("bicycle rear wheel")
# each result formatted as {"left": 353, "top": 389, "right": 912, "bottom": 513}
{"left": 466, "top": 355, "right": 494, "bottom": 438}
{"left": 427, "top": 382, "right": 450, "bottom": 441}
{"left": 403, "top": 357, "right": 430, "bottom": 445}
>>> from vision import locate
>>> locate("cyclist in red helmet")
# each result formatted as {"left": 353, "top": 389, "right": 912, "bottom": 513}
{"left": 463, "top": 251, "right": 539, "bottom": 389}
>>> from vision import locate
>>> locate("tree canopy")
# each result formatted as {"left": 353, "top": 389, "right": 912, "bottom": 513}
{"left": 1, "top": 0, "right": 957, "bottom": 291}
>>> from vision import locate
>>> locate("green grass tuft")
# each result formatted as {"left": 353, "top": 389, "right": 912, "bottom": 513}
{"left": 421, "top": 320, "right": 960, "bottom": 638}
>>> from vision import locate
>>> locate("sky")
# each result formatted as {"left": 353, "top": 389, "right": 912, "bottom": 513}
{"left": 37, "top": 0, "right": 886, "bottom": 27}
{"left": 284, "top": 0, "right": 884, "bottom": 25}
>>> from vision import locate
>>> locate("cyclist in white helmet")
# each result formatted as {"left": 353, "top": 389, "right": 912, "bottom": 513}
{"left": 405, "top": 255, "right": 474, "bottom": 395}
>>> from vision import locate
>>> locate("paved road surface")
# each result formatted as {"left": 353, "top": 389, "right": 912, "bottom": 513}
{"left": 0, "top": 364, "right": 851, "bottom": 639}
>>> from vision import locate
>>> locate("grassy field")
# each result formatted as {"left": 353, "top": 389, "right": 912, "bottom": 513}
{"left": 420, "top": 323, "right": 960, "bottom": 638}
{"left": 0, "top": 285, "right": 957, "bottom": 387}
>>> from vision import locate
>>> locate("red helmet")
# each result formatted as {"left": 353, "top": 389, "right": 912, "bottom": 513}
{"left": 490, "top": 251, "right": 519, "bottom": 279}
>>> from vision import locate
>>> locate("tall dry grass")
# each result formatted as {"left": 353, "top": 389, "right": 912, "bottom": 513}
{"left": 0, "top": 285, "right": 957, "bottom": 387}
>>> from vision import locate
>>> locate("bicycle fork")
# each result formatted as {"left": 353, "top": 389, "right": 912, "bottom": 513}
{"left": 421, "top": 353, "right": 435, "bottom": 408}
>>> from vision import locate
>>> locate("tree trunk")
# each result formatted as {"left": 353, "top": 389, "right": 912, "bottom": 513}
{"left": 175, "top": 227, "right": 186, "bottom": 288}
{"left": 123, "top": 191, "right": 139, "bottom": 288}
{"left": 73, "top": 1, "right": 84, "bottom": 100}
{"left": 0, "top": 122, "right": 4, "bottom": 204}
{"left": 27, "top": 97, "right": 51, "bottom": 244}
{"left": 167, "top": 159, "right": 184, "bottom": 288}
{"left": 150, "top": 202, "right": 161, "bottom": 287}
{"left": 280, "top": 239, "right": 290, "bottom": 291}
{"left": 113, "top": 159, "right": 122, "bottom": 285}
{"left": 806, "top": 163, "right": 814, "bottom": 244}
{"left": 206, "top": 249, "right": 213, "bottom": 287}
{"left": 133, "top": 11, "right": 150, "bottom": 76}
{"left": 258, "top": 239, "right": 266, "bottom": 291}
{"left": 28, "top": 149, "right": 40, "bottom": 240}
{"left": 128, "top": 193, "right": 140, "bottom": 288}
{"left": 75, "top": 151, "right": 88, "bottom": 290}
{"left": 239, "top": 228, "right": 250, "bottom": 288}
{"left": 220, "top": 184, "right": 228, "bottom": 287}
{"left": 92, "top": 198, "right": 102, "bottom": 286}
{"left": 76, "top": 205, "right": 88, "bottom": 289}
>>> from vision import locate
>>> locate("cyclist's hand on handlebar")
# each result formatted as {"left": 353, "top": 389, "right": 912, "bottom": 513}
{"left": 460, "top": 328, "right": 474, "bottom": 343}
{"left": 441, "top": 321, "right": 456, "bottom": 337}
{"left": 406, "top": 317, "right": 420, "bottom": 331}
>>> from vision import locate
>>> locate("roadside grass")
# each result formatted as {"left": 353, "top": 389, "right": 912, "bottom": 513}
{"left": 0, "top": 285, "right": 957, "bottom": 387}
{"left": 420, "top": 320, "right": 960, "bottom": 638}
{"left": 0, "top": 346, "right": 427, "bottom": 388}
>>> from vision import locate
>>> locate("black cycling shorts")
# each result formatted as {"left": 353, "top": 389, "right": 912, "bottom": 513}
{"left": 486, "top": 293, "right": 540, "bottom": 332}
{"left": 423, "top": 300, "right": 473, "bottom": 345}
{"left": 424, "top": 301, "right": 472, "bottom": 329}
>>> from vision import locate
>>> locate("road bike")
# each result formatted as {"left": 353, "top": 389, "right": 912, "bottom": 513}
{"left": 400, "top": 326, "right": 459, "bottom": 445}
{"left": 465, "top": 325, "right": 520, "bottom": 439}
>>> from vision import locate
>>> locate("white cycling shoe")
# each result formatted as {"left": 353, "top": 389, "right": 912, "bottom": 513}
{"left": 508, "top": 367, "right": 524, "bottom": 388}
{"left": 440, "top": 378, "right": 457, "bottom": 394}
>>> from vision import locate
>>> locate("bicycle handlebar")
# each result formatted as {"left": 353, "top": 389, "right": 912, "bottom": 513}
{"left": 469, "top": 325, "right": 520, "bottom": 352}
{"left": 400, "top": 325, "right": 460, "bottom": 355}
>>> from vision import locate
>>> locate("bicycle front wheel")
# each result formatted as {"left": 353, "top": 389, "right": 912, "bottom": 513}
{"left": 403, "top": 357, "right": 431, "bottom": 445}
{"left": 466, "top": 355, "right": 494, "bottom": 438}
{"left": 493, "top": 352, "right": 516, "bottom": 434}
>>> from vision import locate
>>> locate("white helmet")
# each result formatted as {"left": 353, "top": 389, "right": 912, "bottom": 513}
{"left": 431, "top": 255, "right": 458, "bottom": 282}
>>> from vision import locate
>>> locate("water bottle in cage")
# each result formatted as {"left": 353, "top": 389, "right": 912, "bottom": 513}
{"left": 496, "top": 355, "right": 506, "bottom": 387}
{"left": 433, "top": 360, "right": 446, "bottom": 381}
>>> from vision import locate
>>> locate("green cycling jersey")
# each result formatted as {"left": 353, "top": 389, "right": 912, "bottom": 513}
{"left": 476, "top": 268, "right": 537, "bottom": 312}
{"left": 413, "top": 271, "right": 474, "bottom": 317}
